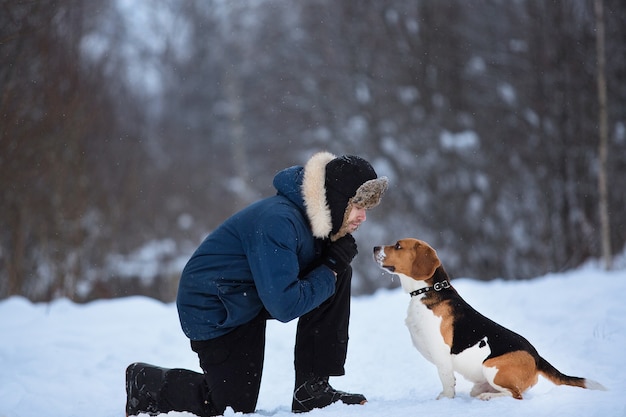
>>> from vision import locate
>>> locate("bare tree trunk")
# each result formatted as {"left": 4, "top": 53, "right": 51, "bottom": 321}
{"left": 594, "top": 0, "right": 612, "bottom": 270}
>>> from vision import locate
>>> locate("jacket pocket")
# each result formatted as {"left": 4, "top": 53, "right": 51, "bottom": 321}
{"left": 215, "top": 282, "right": 262, "bottom": 328}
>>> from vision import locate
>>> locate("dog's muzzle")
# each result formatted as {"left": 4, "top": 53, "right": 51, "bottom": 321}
{"left": 374, "top": 247, "right": 396, "bottom": 272}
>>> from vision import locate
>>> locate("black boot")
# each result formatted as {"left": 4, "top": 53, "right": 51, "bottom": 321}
{"left": 126, "top": 362, "right": 215, "bottom": 417}
{"left": 292, "top": 376, "right": 367, "bottom": 413}
{"left": 125, "top": 362, "right": 167, "bottom": 416}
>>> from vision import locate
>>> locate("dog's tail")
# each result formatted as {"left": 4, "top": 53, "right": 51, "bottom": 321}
{"left": 537, "top": 356, "right": 607, "bottom": 391}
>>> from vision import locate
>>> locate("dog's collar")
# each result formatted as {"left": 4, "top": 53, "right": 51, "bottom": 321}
{"left": 409, "top": 280, "right": 450, "bottom": 297}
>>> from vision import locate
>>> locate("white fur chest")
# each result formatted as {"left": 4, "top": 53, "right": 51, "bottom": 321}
{"left": 405, "top": 297, "right": 450, "bottom": 365}
{"left": 399, "top": 275, "right": 451, "bottom": 366}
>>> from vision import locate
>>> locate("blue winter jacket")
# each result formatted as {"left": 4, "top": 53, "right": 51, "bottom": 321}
{"left": 177, "top": 165, "right": 337, "bottom": 341}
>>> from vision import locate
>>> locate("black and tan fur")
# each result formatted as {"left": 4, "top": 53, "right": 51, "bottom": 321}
{"left": 373, "top": 238, "right": 606, "bottom": 400}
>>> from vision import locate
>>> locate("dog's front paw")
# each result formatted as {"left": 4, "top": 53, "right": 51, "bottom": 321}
{"left": 436, "top": 390, "right": 455, "bottom": 400}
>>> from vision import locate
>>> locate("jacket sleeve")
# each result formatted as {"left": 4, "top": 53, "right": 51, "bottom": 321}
{"left": 242, "top": 214, "right": 336, "bottom": 323}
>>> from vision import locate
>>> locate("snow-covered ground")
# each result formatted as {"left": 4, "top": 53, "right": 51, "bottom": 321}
{"left": 1, "top": 265, "right": 625, "bottom": 417}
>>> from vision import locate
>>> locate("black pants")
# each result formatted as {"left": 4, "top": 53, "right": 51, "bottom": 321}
{"left": 173, "top": 267, "right": 353, "bottom": 416}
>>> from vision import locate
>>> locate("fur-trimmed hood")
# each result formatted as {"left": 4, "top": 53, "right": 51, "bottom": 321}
{"left": 301, "top": 151, "right": 388, "bottom": 240}
{"left": 301, "top": 151, "right": 336, "bottom": 239}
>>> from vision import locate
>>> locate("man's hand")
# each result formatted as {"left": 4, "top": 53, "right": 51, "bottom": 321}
{"left": 323, "top": 234, "right": 358, "bottom": 275}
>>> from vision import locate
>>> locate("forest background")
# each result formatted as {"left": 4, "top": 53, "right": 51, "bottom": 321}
{"left": 1, "top": 0, "right": 625, "bottom": 302}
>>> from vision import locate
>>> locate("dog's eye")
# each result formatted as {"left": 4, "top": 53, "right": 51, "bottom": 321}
{"left": 394, "top": 242, "right": 402, "bottom": 250}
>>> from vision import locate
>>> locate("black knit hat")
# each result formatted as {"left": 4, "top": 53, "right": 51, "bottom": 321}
{"left": 325, "top": 155, "right": 379, "bottom": 235}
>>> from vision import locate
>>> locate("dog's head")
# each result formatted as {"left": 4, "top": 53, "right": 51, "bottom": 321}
{"left": 373, "top": 238, "right": 441, "bottom": 281}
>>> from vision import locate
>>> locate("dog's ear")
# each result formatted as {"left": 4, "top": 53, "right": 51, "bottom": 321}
{"left": 411, "top": 241, "right": 441, "bottom": 280}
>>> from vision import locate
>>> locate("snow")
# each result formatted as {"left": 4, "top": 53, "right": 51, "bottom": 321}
{"left": 1, "top": 265, "right": 625, "bottom": 417}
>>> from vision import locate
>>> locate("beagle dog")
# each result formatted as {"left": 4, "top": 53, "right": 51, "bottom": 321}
{"left": 373, "top": 238, "right": 605, "bottom": 400}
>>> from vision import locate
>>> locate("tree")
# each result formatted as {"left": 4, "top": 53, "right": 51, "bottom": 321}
{"left": 594, "top": 0, "right": 612, "bottom": 270}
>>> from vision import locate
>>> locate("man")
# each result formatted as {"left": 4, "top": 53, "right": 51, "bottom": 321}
{"left": 125, "top": 151, "right": 388, "bottom": 416}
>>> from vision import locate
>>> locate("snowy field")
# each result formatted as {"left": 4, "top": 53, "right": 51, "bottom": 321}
{"left": 1, "top": 265, "right": 625, "bottom": 417}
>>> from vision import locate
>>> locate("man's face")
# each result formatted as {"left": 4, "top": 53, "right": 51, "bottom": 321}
{"left": 345, "top": 204, "right": 367, "bottom": 232}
